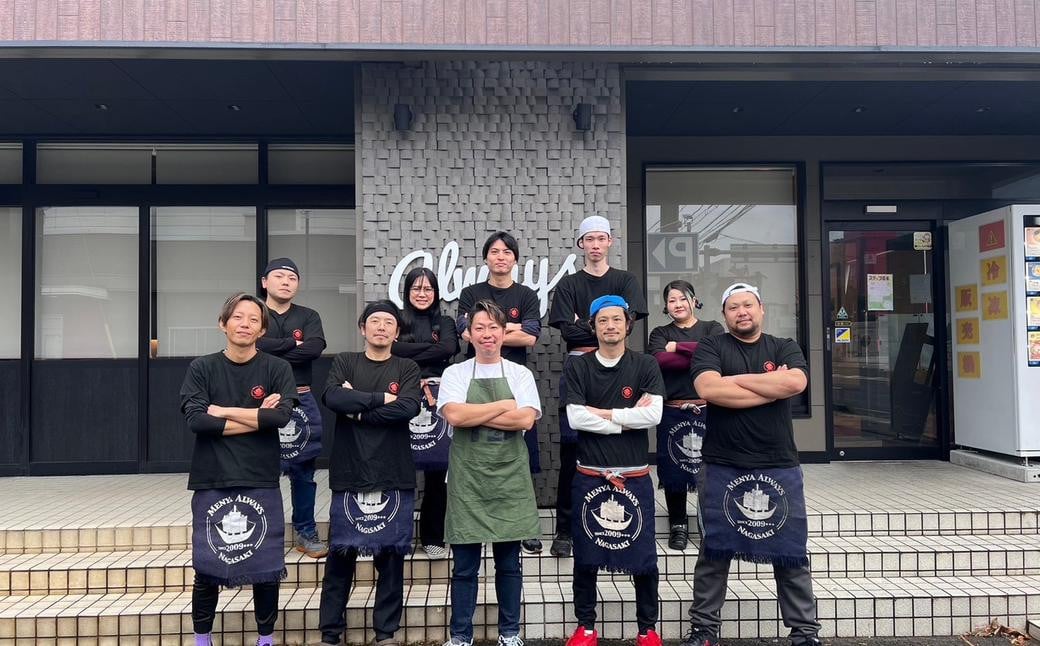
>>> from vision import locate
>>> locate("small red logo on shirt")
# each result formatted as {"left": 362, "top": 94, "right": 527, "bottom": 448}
{"left": 388, "top": 381, "right": 400, "bottom": 394}
{"left": 621, "top": 386, "right": 634, "bottom": 399}
{"left": 292, "top": 329, "right": 303, "bottom": 341}
{"left": 251, "top": 385, "right": 266, "bottom": 399}
{"left": 510, "top": 307, "right": 520, "bottom": 319}
{"left": 763, "top": 361, "right": 777, "bottom": 372}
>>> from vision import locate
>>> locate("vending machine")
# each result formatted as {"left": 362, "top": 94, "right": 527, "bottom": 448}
{"left": 948, "top": 205, "right": 1040, "bottom": 458}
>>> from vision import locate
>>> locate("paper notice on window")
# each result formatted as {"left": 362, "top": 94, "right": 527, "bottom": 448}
{"left": 1026, "top": 227, "right": 1040, "bottom": 257}
{"left": 867, "top": 273, "right": 894, "bottom": 311}
{"left": 1029, "top": 296, "right": 1040, "bottom": 327}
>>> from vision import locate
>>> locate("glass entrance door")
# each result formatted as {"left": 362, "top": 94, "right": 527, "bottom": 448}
{"left": 824, "top": 221, "right": 946, "bottom": 459}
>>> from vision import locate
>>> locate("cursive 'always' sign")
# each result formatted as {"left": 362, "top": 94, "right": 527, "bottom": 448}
{"left": 388, "top": 241, "right": 578, "bottom": 317}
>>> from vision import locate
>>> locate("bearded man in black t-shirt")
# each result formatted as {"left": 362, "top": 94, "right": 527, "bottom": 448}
{"left": 318, "top": 300, "right": 421, "bottom": 646}
{"left": 547, "top": 215, "right": 648, "bottom": 558}
{"left": 682, "top": 283, "right": 821, "bottom": 646}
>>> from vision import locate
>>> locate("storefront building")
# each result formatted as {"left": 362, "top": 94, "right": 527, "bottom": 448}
{"left": 3, "top": 3, "right": 1040, "bottom": 500}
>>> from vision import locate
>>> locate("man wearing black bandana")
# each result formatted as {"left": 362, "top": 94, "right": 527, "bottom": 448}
{"left": 563, "top": 294, "right": 665, "bottom": 646}
{"left": 318, "top": 300, "right": 422, "bottom": 646}
{"left": 682, "top": 283, "right": 821, "bottom": 646}
{"left": 256, "top": 256, "right": 329, "bottom": 559}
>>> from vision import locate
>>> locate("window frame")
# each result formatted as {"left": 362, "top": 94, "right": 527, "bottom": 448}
{"left": 641, "top": 161, "right": 810, "bottom": 416}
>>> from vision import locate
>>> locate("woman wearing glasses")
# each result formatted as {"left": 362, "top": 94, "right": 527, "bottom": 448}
{"left": 392, "top": 267, "right": 460, "bottom": 558}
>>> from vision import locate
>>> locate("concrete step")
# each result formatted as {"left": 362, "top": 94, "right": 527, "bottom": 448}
{"left": 4, "top": 502, "right": 1039, "bottom": 556}
{"left": 2, "top": 575, "right": 1039, "bottom": 644}
{"left": 5, "top": 534, "right": 1040, "bottom": 596}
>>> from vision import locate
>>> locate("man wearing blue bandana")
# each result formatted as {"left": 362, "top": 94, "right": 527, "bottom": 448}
{"left": 682, "top": 283, "right": 821, "bottom": 646}
{"left": 564, "top": 295, "right": 665, "bottom": 646}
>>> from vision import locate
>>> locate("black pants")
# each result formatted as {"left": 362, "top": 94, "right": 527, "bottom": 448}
{"left": 688, "top": 541, "right": 820, "bottom": 640}
{"left": 192, "top": 576, "right": 278, "bottom": 635}
{"left": 553, "top": 441, "right": 578, "bottom": 537}
{"left": 419, "top": 469, "right": 447, "bottom": 547}
{"left": 573, "top": 564, "right": 659, "bottom": 633}
{"left": 664, "top": 489, "right": 689, "bottom": 526}
{"left": 318, "top": 548, "right": 405, "bottom": 644}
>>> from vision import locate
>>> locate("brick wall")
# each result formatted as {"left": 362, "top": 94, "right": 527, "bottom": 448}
{"left": 4, "top": 0, "right": 1039, "bottom": 48}
{"left": 359, "top": 60, "right": 625, "bottom": 504}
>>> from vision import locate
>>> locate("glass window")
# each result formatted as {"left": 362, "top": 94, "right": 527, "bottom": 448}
{"left": 155, "top": 144, "right": 258, "bottom": 184}
{"left": 0, "top": 144, "right": 22, "bottom": 184}
{"left": 268, "top": 208, "right": 357, "bottom": 352}
{"left": 645, "top": 166, "right": 800, "bottom": 342}
{"left": 37, "top": 144, "right": 152, "bottom": 184}
{"left": 35, "top": 207, "right": 139, "bottom": 359}
{"left": 152, "top": 206, "right": 256, "bottom": 357}
{"left": 0, "top": 208, "right": 20, "bottom": 358}
{"left": 268, "top": 144, "right": 354, "bottom": 185}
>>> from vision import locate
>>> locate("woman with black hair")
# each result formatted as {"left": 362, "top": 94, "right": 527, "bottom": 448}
{"left": 391, "top": 267, "right": 460, "bottom": 558}
{"left": 647, "top": 279, "right": 724, "bottom": 551}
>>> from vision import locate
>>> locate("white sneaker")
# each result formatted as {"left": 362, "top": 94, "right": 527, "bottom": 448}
{"left": 443, "top": 637, "right": 472, "bottom": 646}
{"left": 423, "top": 544, "right": 449, "bottom": 559}
{"left": 498, "top": 636, "right": 524, "bottom": 646}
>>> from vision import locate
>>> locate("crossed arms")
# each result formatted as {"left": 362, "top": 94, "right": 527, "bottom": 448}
{"left": 694, "top": 366, "right": 807, "bottom": 409}
{"left": 440, "top": 399, "right": 537, "bottom": 432}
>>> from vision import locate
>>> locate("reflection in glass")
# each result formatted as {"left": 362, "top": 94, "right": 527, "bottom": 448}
{"left": 0, "top": 207, "right": 21, "bottom": 358}
{"left": 644, "top": 167, "right": 799, "bottom": 341}
{"left": 828, "top": 229, "right": 938, "bottom": 449}
{"left": 35, "top": 207, "right": 139, "bottom": 359}
{"left": 152, "top": 206, "right": 256, "bottom": 357}
{"left": 268, "top": 209, "right": 357, "bottom": 353}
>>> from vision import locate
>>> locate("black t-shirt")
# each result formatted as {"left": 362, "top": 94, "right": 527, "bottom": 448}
{"left": 180, "top": 351, "right": 297, "bottom": 490}
{"left": 549, "top": 268, "right": 648, "bottom": 350}
{"left": 391, "top": 312, "right": 459, "bottom": 379}
{"left": 457, "top": 281, "right": 541, "bottom": 366}
{"left": 565, "top": 351, "right": 665, "bottom": 468}
{"left": 646, "top": 319, "right": 725, "bottom": 400}
{"left": 690, "top": 333, "right": 808, "bottom": 469}
{"left": 322, "top": 352, "right": 422, "bottom": 492}
{"left": 255, "top": 303, "right": 326, "bottom": 387}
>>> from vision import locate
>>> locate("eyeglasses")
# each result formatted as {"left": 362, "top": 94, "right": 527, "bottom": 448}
{"left": 410, "top": 286, "right": 435, "bottom": 294}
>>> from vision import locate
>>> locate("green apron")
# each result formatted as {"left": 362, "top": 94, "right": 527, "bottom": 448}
{"left": 444, "top": 360, "right": 540, "bottom": 544}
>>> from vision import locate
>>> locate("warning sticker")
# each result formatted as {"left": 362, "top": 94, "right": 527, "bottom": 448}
{"left": 834, "top": 327, "right": 851, "bottom": 344}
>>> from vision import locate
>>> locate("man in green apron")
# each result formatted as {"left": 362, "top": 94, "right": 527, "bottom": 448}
{"left": 437, "top": 299, "right": 543, "bottom": 646}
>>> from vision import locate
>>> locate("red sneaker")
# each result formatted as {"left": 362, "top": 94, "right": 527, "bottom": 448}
{"left": 565, "top": 627, "right": 598, "bottom": 646}
{"left": 636, "top": 629, "right": 662, "bottom": 646}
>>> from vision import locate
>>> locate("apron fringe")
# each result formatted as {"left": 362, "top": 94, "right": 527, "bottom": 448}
{"left": 194, "top": 567, "right": 287, "bottom": 589}
{"left": 331, "top": 542, "right": 413, "bottom": 558}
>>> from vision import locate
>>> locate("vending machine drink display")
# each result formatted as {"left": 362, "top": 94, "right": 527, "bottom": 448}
{"left": 948, "top": 206, "right": 1040, "bottom": 458}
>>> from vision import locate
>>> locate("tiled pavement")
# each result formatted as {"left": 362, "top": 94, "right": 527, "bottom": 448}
{"left": 0, "top": 461, "right": 1038, "bottom": 644}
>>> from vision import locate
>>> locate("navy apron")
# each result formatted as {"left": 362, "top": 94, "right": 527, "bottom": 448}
{"left": 410, "top": 378, "right": 453, "bottom": 471}
{"left": 279, "top": 390, "right": 323, "bottom": 475}
{"left": 329, "top": 489, "right": 415, "bottom": 556}
{"left": 571, "top": 469, "right": 657, "bottom": 575}
{"left": 656, "top": 403, "right": 707, "bottom": 492}
{"left": 191, "top": 487, "right": 286, "bottom": 587}
{"left": 699, "top": 463, "right": 809, "bottom": 568}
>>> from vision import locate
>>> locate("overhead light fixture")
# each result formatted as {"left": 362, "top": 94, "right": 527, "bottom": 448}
{"left": 228, "top": 104, "right": 241, "bottom": 111}
{"left": 94, "top": 103, "right": 108, "bottom": 111}
{"left": 393, "top": 103, "right": 413, "bottom": 131}
{"left": 572, "top": 102, "right": 592, "bottom": 131}
{"left": 853, "top": 106, "right": 866, "bottom": 113}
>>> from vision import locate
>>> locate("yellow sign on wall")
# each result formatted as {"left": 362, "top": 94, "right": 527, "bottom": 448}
{"left": 958, "top": 351, "right": 981, "bottom": 379}
{"left": 982, "top": 291, "right": 1009, "bottom": 320}
{"left": 980, "top": 256, "right": 1007, "bottom": 286}
{"left": 955, "top": 284, "right": 978, "bottom": 312}
{"left": 956, "top": 318, "right": 980, "bottom": 344}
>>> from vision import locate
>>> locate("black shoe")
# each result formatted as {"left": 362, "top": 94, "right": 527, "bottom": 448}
{"left": 549, "top": 534, "right": 572, "bottom": 557}
{"left": 521, "top": 538, "right": 543, "bottom": 554}
{"left": 791, "top": 637, "right": 821, "bottom": 646}
{"left": 679, "top": 628, "right": 719, "bottom": 646}
{"left": 668, "top": 523, "right": 689, "bottom": 550}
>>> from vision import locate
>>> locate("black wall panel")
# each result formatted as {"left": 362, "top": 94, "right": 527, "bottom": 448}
{"left": 31, "top": 359, "right": 137, "bottom": 469}
{"left": 0, "top": 360, "right": 22, "bottom": 466}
